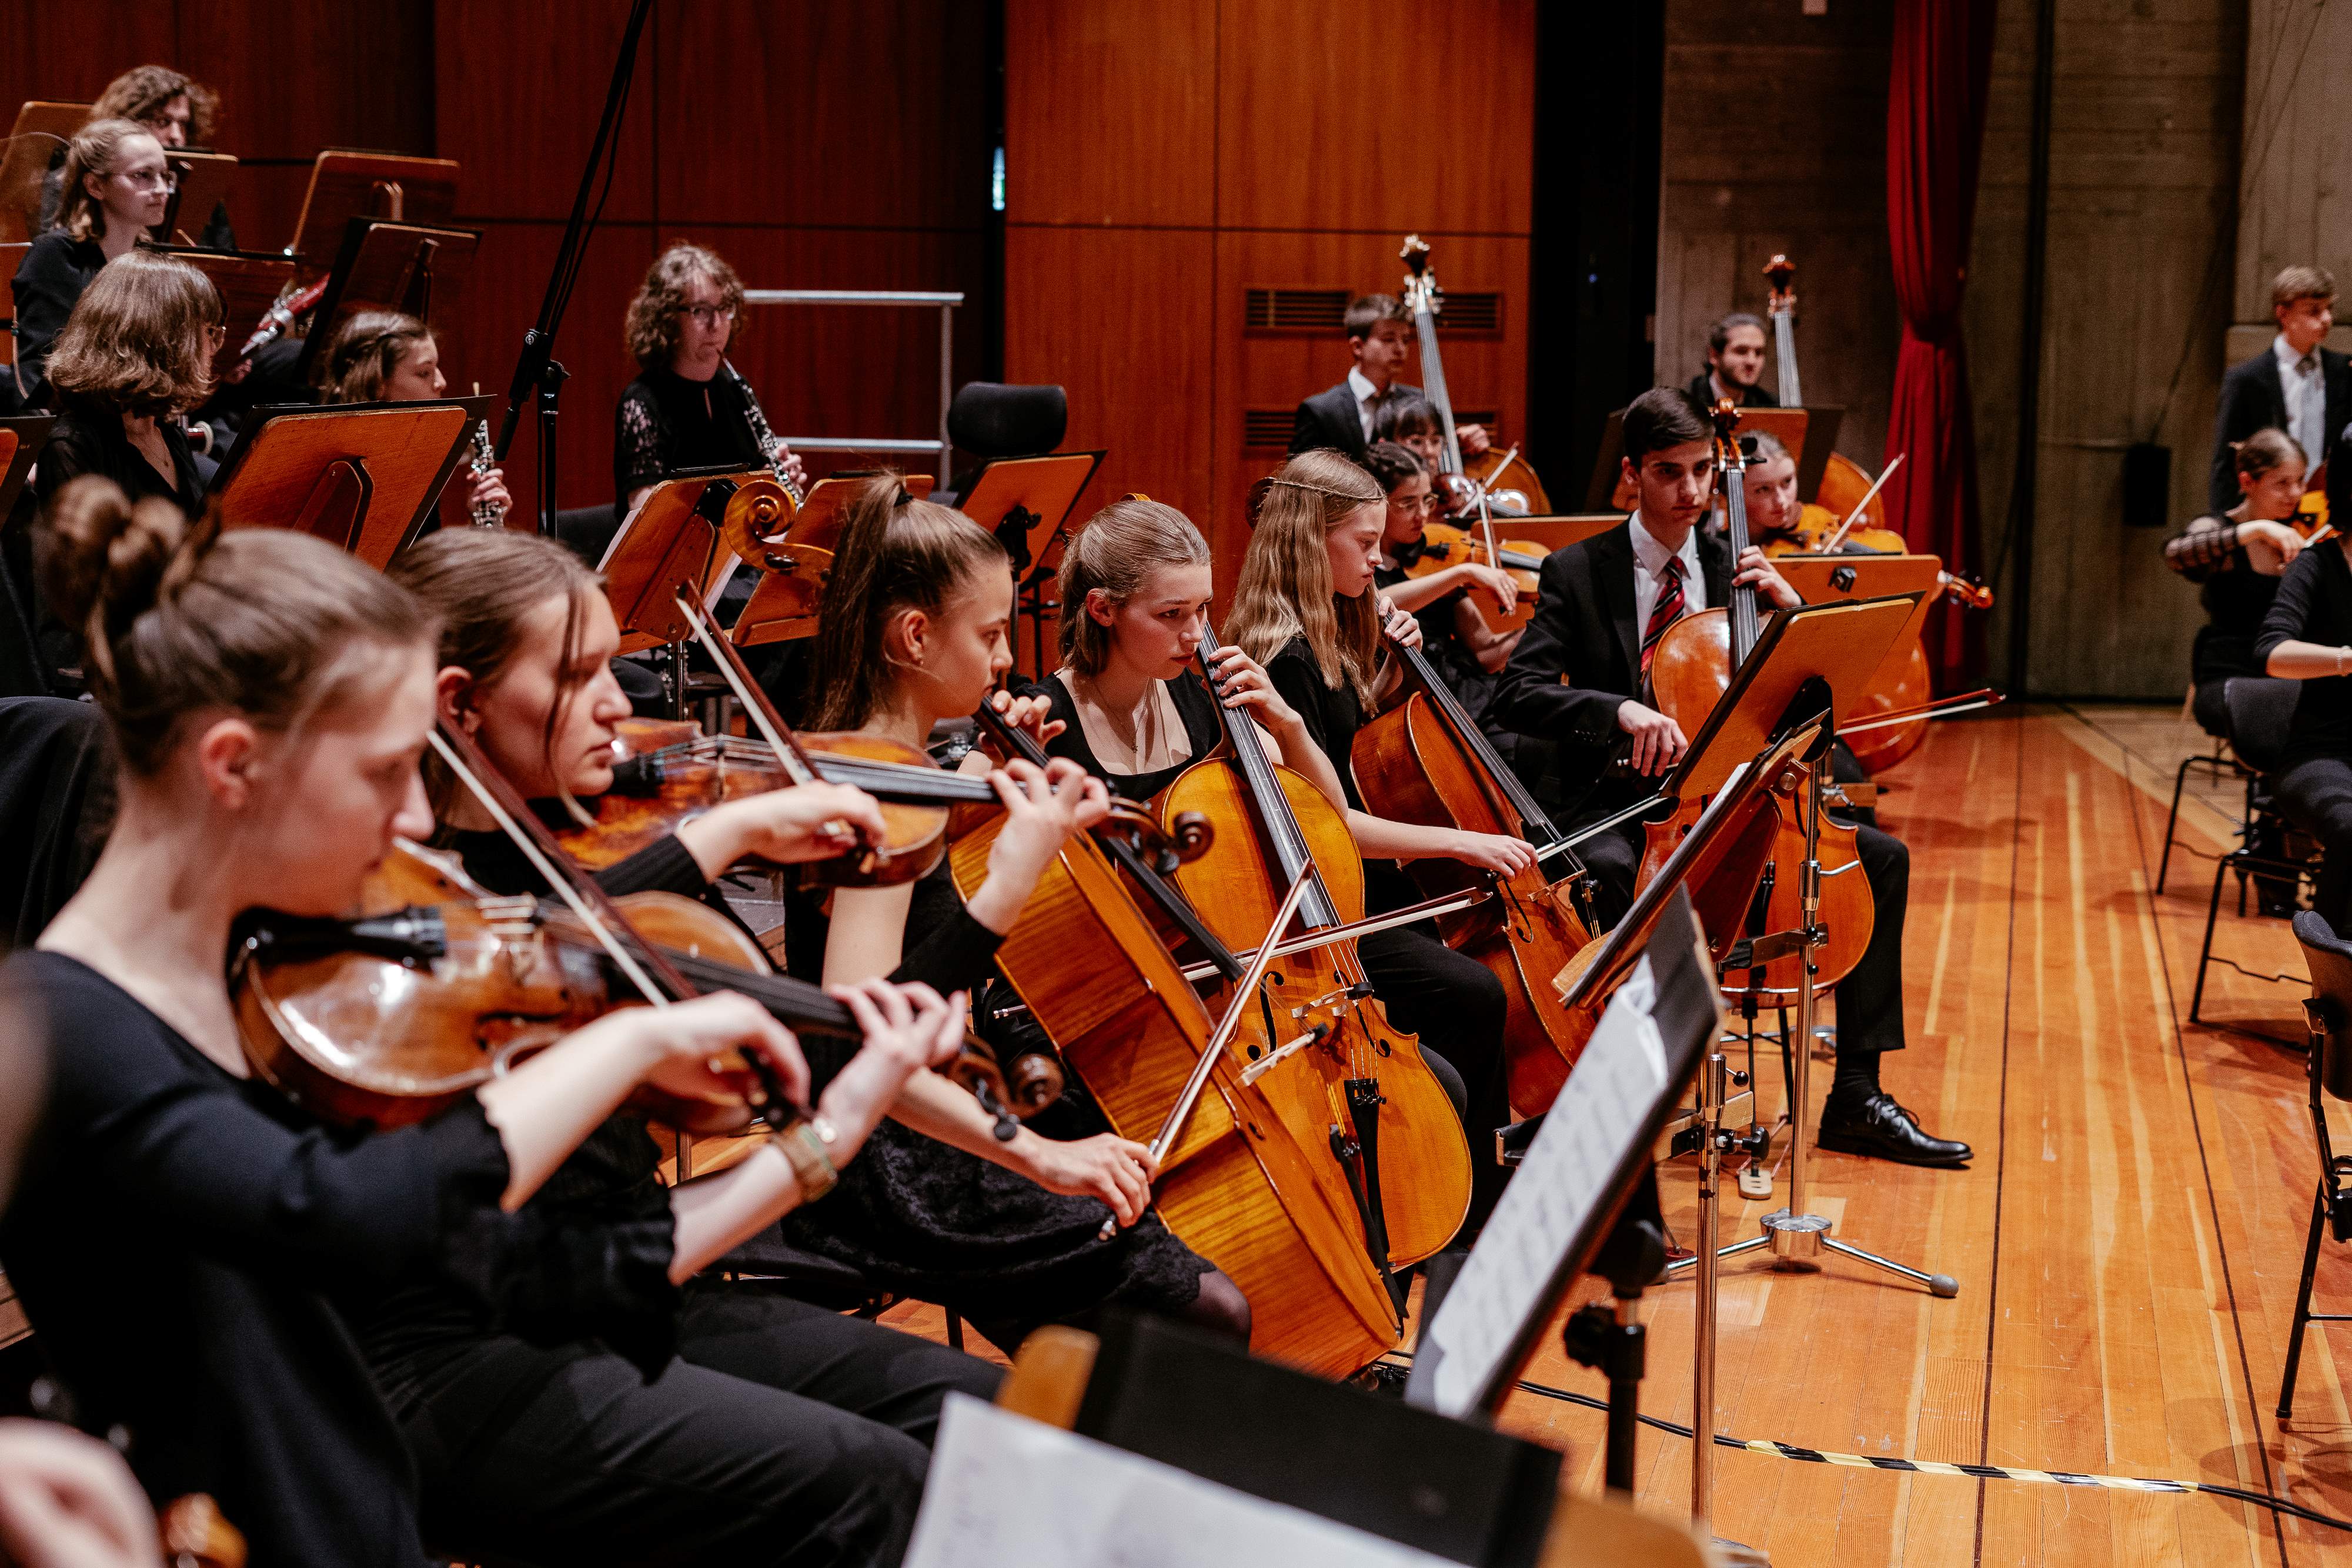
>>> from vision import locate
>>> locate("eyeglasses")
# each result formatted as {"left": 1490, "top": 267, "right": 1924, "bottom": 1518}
{"left": 1392, "top": 493, "right": 1441, "bottom": 514}
{"left": 112, "top": 167, "right": 178, "bottom": 192}
{"left": 681, "top": 303, "right": 736, "bottom": 326}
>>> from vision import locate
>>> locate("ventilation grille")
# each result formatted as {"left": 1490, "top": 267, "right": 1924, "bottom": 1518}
{"left": 1243, "top": 287, "right": 1504, "bottom": 335}
{"left": 1242, "top": 409, "right": 1503, "bottom": 452}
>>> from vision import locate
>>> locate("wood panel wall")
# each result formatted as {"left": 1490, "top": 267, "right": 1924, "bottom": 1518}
{"left": 1653, "top": 3, "right": 1899, "bottom": 479}
{"left": 1969, "top": 0, "right": 2245, "bottom": 699}
{"left": 1001, "top": 0, "right": 1535, "bottom": 601}
{"left": 2, "top": 1, "right": 998, "bottom": 519}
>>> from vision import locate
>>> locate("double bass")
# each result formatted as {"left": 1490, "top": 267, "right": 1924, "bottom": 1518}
{"left": 1638, "top": 401, "right": 1876, "bottom": 999}
{"left": 1350, "top": 631, "right": 1598, "bottom": 1115}
{"left": 1399, "top": 235, "right": 1552, "bottom": 517}
{"left": 948, "top": 706, "right": 1405, "bottom": 1377}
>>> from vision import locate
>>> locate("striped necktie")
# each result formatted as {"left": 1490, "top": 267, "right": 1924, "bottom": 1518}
{"left": 1640, "top": 555, "right": 1686, "bottom": 685}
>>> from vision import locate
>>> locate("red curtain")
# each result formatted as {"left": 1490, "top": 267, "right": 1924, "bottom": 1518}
{"left": 1883, "top": 0, "right": 1997, "bottom": 689}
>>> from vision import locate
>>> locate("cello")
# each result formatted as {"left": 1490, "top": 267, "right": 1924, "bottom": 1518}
{"left": 1350, "top": 630, "right": 1598, "bottom": 1116}
{"left": 947, "top": 708, "right": 1404, "bottom": 1378}
{"left": 1762, "top": 253, "right": 1899, "bottom": 550}
{"left": 1638, "top": 401, "right": 1877, "bottom": 1000}
{"left": 1152, "top": 625, "right": 1475, "bottom": 1273}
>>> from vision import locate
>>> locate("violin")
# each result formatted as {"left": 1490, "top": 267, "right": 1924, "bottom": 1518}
{"left": 1638, "top": 400, "right": 1876, "bottom": 1000}
{"left": 1350, "top": 628, "right": 1598, "bottom": 1116}
{"left": 559, "top": 715, "right": 1001, "bottom": 887}
{"left": 1151, "top": 626, "right": 1473, "bottom": 1276}
{"left": 1399, "top": 520, "right": 1546, "bottom": 635}
{"left": 1399, "top": 236, "right": 1549, "bottom": 516}
{"left": 946, "top": 705, "right": 1405, "bottom": 1377}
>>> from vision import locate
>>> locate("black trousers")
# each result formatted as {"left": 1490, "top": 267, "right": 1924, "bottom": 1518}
{"left": 2276, "top": 754, "right": 2352, "bottom": 935}
{"left": 397, "top": 1285, "right": 1002, "bottom": 1567}
{"left": 1571, "top": 810, "right": 1909, "bottom": 1060}
{"left": 1357, "top": 922, "right": 1511, "bottom": 1236}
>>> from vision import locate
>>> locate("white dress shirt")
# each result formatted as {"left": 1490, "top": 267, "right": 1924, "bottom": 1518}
{"left": 1629, "top": 513, "right": 1706, "bottom": 637}
{"left": 2276, "top": 332, "right": 2327, "bottom": 470}
{"left": 1347, "top": 366, "right": 1391, "bottom": 443}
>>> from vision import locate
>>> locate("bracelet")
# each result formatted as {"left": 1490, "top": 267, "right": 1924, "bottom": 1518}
{"left": 770, "top": 1115, "right": 839, "bottom": 1202}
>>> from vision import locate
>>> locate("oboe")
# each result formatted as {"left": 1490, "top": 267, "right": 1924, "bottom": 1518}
{"left": 722, "top": 359, "right": 806, "bottom": 505}
{"left": 467, "top": 419, "right": 506, "bottom": 527}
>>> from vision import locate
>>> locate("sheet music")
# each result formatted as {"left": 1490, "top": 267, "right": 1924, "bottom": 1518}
{"left": 904, "top": 1396, "right": 1455, "bottom": 1568}
{"left": 1418, "top": 957, "right": 1671, "bottom": 1418}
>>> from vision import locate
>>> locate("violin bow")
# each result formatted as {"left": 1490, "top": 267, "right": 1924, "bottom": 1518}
{"left": 1822, "top": 453, "right": 1905, "bottom": 550}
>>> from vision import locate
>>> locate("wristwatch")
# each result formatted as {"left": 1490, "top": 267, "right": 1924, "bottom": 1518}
{"left": 772, "top": 1115, "right": 840, "bottom": 1202}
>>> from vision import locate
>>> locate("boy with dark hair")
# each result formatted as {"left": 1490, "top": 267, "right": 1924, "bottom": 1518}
{"left": 1289, "top": 293, "right": 1489, "bottom": 459}
{"left": 1686, "top": 310, "right": 1778, "bottom": 410}
{"left": 2210, "top": 265, "right": 2348, "bottom": 511}
{"left": 1489, "top": 387, "right": 1967, "bottom": 1169}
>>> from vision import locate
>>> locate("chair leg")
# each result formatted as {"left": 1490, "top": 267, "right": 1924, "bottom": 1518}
{"left": 2281, "top": 1183, "right": 2330, "bottom": 1419}
{"left": 2191, "top": 853, "right": 2231, "bottom": 1024}
{"left": 946, "top": 1309, "right": 965, "bottom": 1351}
{"left": 2159, "top": 754, "right": 2200, "bottom": 894}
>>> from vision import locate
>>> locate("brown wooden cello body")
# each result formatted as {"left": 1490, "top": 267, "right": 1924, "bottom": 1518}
{"left": 1351, "top": 640, "right": 1596, "bottom": 1116}
{"left": 947, "top": 790, "right": 1403, "bottom": 1379}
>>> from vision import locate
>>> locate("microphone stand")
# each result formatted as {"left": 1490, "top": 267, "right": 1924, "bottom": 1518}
{"left": 496, "top": 0, "right": 656, "bottom": 536}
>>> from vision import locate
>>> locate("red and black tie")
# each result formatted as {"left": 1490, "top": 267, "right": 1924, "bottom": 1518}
{"left": 1639, "top": 555, "right": 1686, "bottom": 686}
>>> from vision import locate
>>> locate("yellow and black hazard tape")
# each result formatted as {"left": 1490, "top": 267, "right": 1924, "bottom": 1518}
{"left": 1374, "top": 1357, "right": 2351, "bottom": 1532}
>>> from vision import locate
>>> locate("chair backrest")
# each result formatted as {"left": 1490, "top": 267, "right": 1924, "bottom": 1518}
{"left": 0, "top": 696, "right": 111, "bottom": 948}
{"left": 947, "top": 381, "right": 1067, "bottom": 461}
{"left": 2296, "top": 910, "right": 2352, "bottom": 1101}
{"left": 2224, "top": 676, "right": 2303, "bottom": 774}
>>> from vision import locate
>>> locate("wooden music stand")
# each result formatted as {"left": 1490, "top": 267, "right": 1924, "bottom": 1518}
{"left": 955, "top": 451, "right": 1103, "bottom": 672}
{"left": 283, "top": 151, "right": 459, "bottom": 270}
{"left": 599, "top": 469, "right": 761, "bottom": 656}
{"left": 1729, "top": 407, "right": 1807, "bottom": 472}
{"left": 1770, "top": 554, "right": 1945, "bottom": 699}
{"left": 723, "top": 471, "right": 943, "bottom": 647}
{"left": 294, "top": 218, "right": 482, "bottom": 384}
{"left": 0, "top": 413, "right": 56, "bottom": 520}
{"left": 141, "top": 244, "right": 297, "bottom": 381}
{"left": 0, "top": 102, "right": 89, "bottom": 244}
{"left": 161, "top": 149, "right": 238, "bottom": 246}
{"left": 1662, "top": 596, "right": 1917, "bottom": 804}
{"left": 209, "top": 395, "right": 489, "bottom": 570}
{"left": 1499, "top": 514, "right": 1624, "bottom": 557}
{"left": 1789, "top": 406, "right": 1842, "bottom": 502}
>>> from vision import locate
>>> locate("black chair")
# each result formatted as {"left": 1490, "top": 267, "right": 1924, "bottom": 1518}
{"left": 945, "top": 382, "right": 1067, "bottom": 481}
{"left": 712, "top": 1224, "right": 971, "bottom": 1352}
{"left": 2191, "top": 677, "right": 2324, "bottom": 1024}
{"left": 2156, "top": 686, "right": 2257, "bottom": 895}
{"left": 2279, "top": 912, "right": 2352, "bottom": 1417}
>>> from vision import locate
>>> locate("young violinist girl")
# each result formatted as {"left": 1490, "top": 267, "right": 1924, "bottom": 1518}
{"left": 2168, "top": 428, "right": 2310, "bottom": 737}
{"left": 789, "top": 476, "right": 1255, "bottom": 1349}
{"left": 314, "top": 309, "right": 512, "bottom": 523}
{"left": 1, "top": 479, "right": 966, "bottom": 1567}
{"left": 1364, "top": 439, "right": 1521, "bottom": 713}
{"left": 1227, "top": 449, "right": 1531, "bottom": 1235}
{"left": 12, "top": 119, "right": 174, "bottom": 410}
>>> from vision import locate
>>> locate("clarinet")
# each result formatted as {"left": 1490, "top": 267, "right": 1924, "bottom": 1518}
{"left": 467, "top": 419, "right": 506, "bottom": 527}
{"left": 722, "top": 359, "right": 806, "bottom": 504}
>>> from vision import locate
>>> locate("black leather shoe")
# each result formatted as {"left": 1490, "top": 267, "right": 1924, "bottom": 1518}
{"left": 1817, "top": 1091, "right": 1972, "bottom": 1168}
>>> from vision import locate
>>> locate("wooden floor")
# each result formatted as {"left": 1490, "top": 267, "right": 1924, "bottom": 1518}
{"left": 886, "top": 704, "right": 2352, "bottom": 1566}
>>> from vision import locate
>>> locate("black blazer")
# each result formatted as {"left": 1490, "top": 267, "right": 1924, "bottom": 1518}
{"left": 1489, "top": 519, "right": 1732, "bottom": 817}
{"left": 2210, "top": 343, "right": 2352, "bottom": 511}
{"left": 1287, "top": 377, "right": 1424, "bottom": 459}
{"left": 1683, "top": 372, "right": 1778, "bottom": 411}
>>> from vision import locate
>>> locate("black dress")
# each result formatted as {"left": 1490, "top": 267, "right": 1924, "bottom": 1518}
{"left": 343, "top": 825, "right": 1003, "bottom": 1566}
{"left": 612, "top": 364, "right": 763, "bottom": 530}
{"left": 2166, "top": 514, "right": 2284, "bottom": 735}
{"left": 10, "top": 232, "right": 105, "bottom": 411}
{"left": 2254, "top": 544, "right": 2352, "bottom": 933}
{"left": 1040, "top": 668, "right": 1223, "bottom": 801}
{"left": 0, "top": 950, "right": 679, "bottom": 1568}
{"left": 778, "top": 855, "right": 1215, "bottom": 1350}
{"left": 5, "top": 399, "right": 206, "bottom": 697}
{"left": 1375, "top": 540, "right": 1505, "bottom": 727}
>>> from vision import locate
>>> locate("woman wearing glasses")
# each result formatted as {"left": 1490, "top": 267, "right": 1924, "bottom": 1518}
{"left": 614, "top": 241, "right": 809, "bottom": 524}
{"left": 12, "top": 119, "right": 175, "bottom": 410}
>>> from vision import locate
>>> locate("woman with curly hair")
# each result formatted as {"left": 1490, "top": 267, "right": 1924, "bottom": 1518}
{"left": 613, "top": 240, "right": 807, "bottom": 526}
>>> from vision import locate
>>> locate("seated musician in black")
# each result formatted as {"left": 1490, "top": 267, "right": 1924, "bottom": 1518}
{"left": 1687, "top": 311, "right": 1779, "bottom": 410}
{"left": 1363, "top": 439, "right": 1521, "bottom": 738}
{"left": 1490, "top": 387, "right": 1967, "bottom": 1168}
{"left": 2256, "top": 430, "right": 2352, "bottom": 936}
{"left": 6, "top": 251, "right": 215, "bottom": 696}
{"left": 12, "top": 118, "right": 173, "bottom": 411}
{"left": 2167, "top": 428, "right": 2311, "bottom": 736}
{"left": 1289, "top": 293, "right": 1489, "bottom": 462}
